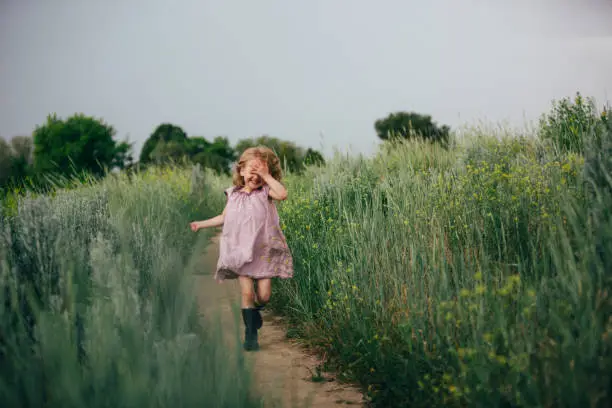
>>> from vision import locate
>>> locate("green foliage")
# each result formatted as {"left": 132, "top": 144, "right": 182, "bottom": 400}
{"left": 0, "top": 165, "right": 259, "bottom": 407}
{"left": 139, "top": 123, "right": 188, "bottom": 164}
{"left": 303, "top": 148, "right": 326, "bottom": 167}
{"left": 235, "top": 135, "right": 325, "bottom": 174}
{"left": 150, "top": 139, "right": 190, "bottom": 164}
{"left": 269, "top": 123, "right": 611, "bottom": 407}
{"left": 538, "top": 92, "right": 610, "bottom": 153}
{"left": 374, "top": 111, "right": 451, "bottom": 146}
{"left": 32, "top": 113, "right": 132, "bottom": 178}
{"left": 139, "top": 124, "right": 235, "bottom": 175}
{"left": 189, "top": 136, "right": 236, "bottom": 175}
{"left": 0, "top": 136, "right": 34, "bottom": 189}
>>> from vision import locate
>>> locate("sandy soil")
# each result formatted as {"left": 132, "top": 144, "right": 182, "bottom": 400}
{"left": 194, "top": 235, "right": 365, "bottom": 407}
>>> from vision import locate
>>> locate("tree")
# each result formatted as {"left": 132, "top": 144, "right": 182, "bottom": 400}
{"left": 32, "top": 113, "right": 131, "bottom": 177}
{"left": 374, "top": 111, "right": 450, "bottom": 146}
{"left": 0, "top": 135, "right": 37, "bottom": 188}
{"left": 7, "top": 136, "right": 34, "bottom": 185}
{"left": 150, "top": 140, "right": 190, "bottom": 164}
{"left": 235, "top": 135, "right": 324, "bottom": 174}
{"left": 190, "top": 136, "right": 236, "bottom": 174}
{"left": 304, "top": 148, "right": 325, "bottom": 167}
{"left": 0, "top": 138, "right": 12, "bottom": 187}
{"left": 140, "top": 123, "right": 188, "bottom": 164}
{"left": 9, "top": 135, "right": 34, "bottom": 165}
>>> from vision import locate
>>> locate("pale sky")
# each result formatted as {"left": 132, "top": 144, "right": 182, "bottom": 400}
{"left": 1, "top": 0, "right": 611, "bottom": 157}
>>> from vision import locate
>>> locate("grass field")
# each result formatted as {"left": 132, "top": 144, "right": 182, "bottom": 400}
{"left": 270, "top": 129, "right": 612, "bottom": 407}
{"left": 2, "top": 100, "right": 611, "bottom": 407}
{"left": 0, "top": 165, "right": 261, "bottom": 408}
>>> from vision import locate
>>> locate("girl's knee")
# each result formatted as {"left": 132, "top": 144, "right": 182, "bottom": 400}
{"left": 241, "top": 290, "right": 255, "bottom": 303}
{"left": 257, "top": 292, "right": 271, "bottom": 305}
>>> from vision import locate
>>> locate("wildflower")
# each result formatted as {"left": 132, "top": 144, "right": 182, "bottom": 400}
{"left": 508, "top": 275, "right": 521, "bottom": 285}
{"left": 496, "top": 355, "right": 507, "bottom": 365}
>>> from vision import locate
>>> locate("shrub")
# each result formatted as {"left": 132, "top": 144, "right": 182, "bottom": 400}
{"left": 538, "top": 92, "right": 609, "bottom": 154}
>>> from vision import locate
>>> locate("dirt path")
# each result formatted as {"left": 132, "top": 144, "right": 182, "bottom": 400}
{"left": 194, "top": 235, "right": 364, "bottom": 408}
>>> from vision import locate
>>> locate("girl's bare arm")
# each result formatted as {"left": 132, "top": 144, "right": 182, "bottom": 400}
{"left": 262, "top": 174, "right": 288, "bottom": 201}
{"left": 191, "top": 206, "right": 227, "bottom": 230}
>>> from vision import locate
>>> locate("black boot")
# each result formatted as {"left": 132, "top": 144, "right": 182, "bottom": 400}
{"left": 253, "top": 282, "right": 264, "bottom": 329}
{"left": 253, "top": 302, "right": 264, "bottom": 329}
{"left": 241, "top": 308, "right": 260, "bottom": 351}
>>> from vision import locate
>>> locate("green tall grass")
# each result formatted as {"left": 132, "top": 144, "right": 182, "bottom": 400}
{"left": 271, "top": 130, "right": 612, "bottom": 407}
{"left": 0, "top": 165, "right": 260, "bottom": 407}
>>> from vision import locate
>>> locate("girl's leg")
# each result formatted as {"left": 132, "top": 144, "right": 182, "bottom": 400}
{"left": 255, "top": 278, "right": 272, "bottom": 306}
{"left": 238, "top": 276, "right": 259, "bottom": 351}
{"left": 238, "top": 276, "right": 255, "bottom": 308}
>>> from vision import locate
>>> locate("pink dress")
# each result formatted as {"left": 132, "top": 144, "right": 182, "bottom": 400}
{"left": 215, "top": 184, "right": 294, "bottom": 281}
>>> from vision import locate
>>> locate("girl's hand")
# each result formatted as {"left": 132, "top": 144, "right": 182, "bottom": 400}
{"left": 190, "top": 221, "right": 200, "bottom": 232}
{"left": 253, "top": 160, "right": 270, "bottom": 178}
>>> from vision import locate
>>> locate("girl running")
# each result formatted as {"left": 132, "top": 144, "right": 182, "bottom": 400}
{"left": 190, "top": 146, "right": 294, "bottom": 351}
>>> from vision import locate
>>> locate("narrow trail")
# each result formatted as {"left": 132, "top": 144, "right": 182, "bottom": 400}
{"left": 195, "top": 235, "right": 364, "bottom": 407}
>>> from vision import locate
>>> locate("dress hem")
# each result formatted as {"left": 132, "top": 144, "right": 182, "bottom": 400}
{"left": 214, "top": 269, "right": 293, "bottom": 281}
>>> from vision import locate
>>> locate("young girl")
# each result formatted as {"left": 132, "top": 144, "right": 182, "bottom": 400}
{"left": 189, "top": 146, "right": 293, "bottom": 351}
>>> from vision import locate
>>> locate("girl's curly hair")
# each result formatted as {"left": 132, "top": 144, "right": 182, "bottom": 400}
{"left": 232, "top": 146, "right": 283, "bottom": 187}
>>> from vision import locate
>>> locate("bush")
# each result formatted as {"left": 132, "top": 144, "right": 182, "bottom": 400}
{"left": 538, "top": 92, "right": 609, "bottom": 154}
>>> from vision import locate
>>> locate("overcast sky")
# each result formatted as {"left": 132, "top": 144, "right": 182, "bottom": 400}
{"left": 1, "top": 0, "right": 611, "bottom": 157}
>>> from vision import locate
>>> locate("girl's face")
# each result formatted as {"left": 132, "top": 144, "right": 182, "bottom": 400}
{"left": 240, "top": 159, "right": 264, "bottom": 190}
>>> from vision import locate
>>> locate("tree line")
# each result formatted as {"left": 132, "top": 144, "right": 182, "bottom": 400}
{"left": 0, "top": 114, "right": 332, "bottom": 191}
{"left": 0, "top": 110, "right": 452, "bottom": 191}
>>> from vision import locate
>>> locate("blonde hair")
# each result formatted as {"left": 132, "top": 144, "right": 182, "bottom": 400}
{"left": 232, "top": 146, "right": 283, "bottom": 187}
